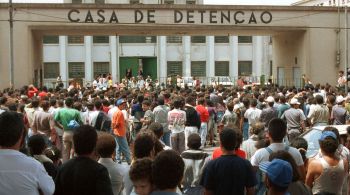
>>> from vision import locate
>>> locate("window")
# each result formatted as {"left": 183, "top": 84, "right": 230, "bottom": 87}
{"left": 167, "top": 61, "right": 183, "bottom": 76}
{"left": 215, "top": 61, "right": 229, "bottom": 76}
{"left": 238, "top": 61, "right": 252, "bottom": 76}
{"left": 43, "top": 36, "right": 59, "bottom": 44}
{"left": 43, "top": 63, "right": 59, "bottom": 79}
{"left": 238, "top": 36, "right": 252, "bottom": 43}
{"left": 68, "top": 36, "right": 84, "bottom": 44}
{"left": 95, "top": 0, "right": 105, "bottom": 4}
{"left": 72, "top": 0, "right": 82, "bottom": 3}
{"left": 186, "top": 0, "right": 196, "bottom": 4}
{"left": 191, "top": 61, "right": 206, "bottom": 77}
{"left": 215, "top": 36, "right": 229, "bottom": 43}
{"left": 130, "top": 0, "right": 140, "bottom": 4}
{"left": 68, "top": 62, "right": 85, "bottom": 78}
{"left": 94, "top": 62, "right": 110, "bottom": 78}
{"left": 167, "top": 36, "right": 182, "bottom": 43}
{"left": 93, "top": 36, "right": 109, "bottom": 44}
{"left": 191, "top": 36, "right": 206, "bottom": 43}
{"left": 163, "top": 0, "right": 174, "bottom": 4}
{"left": 119, "top": 36, "right": 156, "bottom": 43}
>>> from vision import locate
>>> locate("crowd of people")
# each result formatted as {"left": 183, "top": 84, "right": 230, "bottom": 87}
{"left": 1, "top": 72, "right": 350, "bottom": 195}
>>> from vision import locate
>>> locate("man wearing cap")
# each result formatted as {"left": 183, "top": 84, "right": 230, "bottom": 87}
{"left": 259, "top": 159, "right": 293, "bottom": 195}
{"left": 112, "top": 98, "right": 131, "bottom": 164}
{"left": 260, "top": 96, "right": 278, "bottom": 128}
{"left": 306, "top": 131, "right": 348, "bottom": 195}
{"left": 331, "top": 95, "right": 350, "bottom": 125}
{"left": 281, "top": 98, "right": 306, "bottom": 142}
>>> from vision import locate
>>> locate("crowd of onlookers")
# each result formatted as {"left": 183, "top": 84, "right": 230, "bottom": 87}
{"left": 1, "top": 76, "right": 350, "bottom": 195}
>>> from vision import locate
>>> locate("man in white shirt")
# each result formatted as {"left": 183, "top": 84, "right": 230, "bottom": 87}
{"left": 0, "top": 111, "right": 55, "bottom": 195}
{"left": 244, "top": 99, "right": 262, "bottom": 136}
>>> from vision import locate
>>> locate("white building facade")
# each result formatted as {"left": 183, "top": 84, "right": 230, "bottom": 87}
{"left": 42, "top": 0, "right": 273, "bottom": 87}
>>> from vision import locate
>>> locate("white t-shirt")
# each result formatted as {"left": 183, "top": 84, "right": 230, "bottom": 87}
{"left": 251, "top": 143, "right": 304, "bottom": 167}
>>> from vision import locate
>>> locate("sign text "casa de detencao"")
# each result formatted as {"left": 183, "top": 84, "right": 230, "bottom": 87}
{"left": 67, "top": 9, "right": 273, "bottom": 25}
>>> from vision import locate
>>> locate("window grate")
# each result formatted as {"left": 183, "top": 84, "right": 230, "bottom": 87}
{"left": 93, "top": 36, "right": 109, "bottom": 44}
{"left": 43, "top": 63, "right": 59, "bottom": 79}
{"left": 68, "top": 36, "right": 84, "bottom": 44}
{"left": 238, "top": 61, "right": 252, "bottom": 76}
{"left": 167, "top": 36, "right": 182, "bottom": 43}
{"left": 191, "top": 36, "right": 206, "bottom": 43}
{"left": 68, "top": 62, "right": 85, "bottom": 78}
{"left": 191, "top": 61, "right": 206, "bottom": 77}
{"left": 94, "top": 62, "right": 110, "bottom": 78}
{"left": 238, "top": 36, "right": 252, "bottom": 43}
{"left": 167, "top": 61, "right": 183, "bottom": 76}
{"left": 43, "top": 36, "right": 59, "bottom": 44}
{"left": 215, "top": 61, "right": 229, "bottom": 76}
{"left": 215, "top": 36, "right": 229, "bottom": 43}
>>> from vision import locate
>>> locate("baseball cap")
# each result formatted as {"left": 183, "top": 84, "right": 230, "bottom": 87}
{"left": 266, "top": 96, "right": 275, "bottom": 103}
{"left": 336, "top": 96, "right": 345, "bottom": 104}
{"left": 116, "top": 98, "right": 126, "bottom": 106}
{"left": 319, "top": 131, "right": 337, "bottom": 141}
{"left": 290, "top": 98, "right": 300, "bottom": 105}
{"left": 259, "top": 159, "right": 292, "bottom": 188}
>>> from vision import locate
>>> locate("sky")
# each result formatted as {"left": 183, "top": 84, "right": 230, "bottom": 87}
{"left": 0, "top": 0, "right": 299, "bottom": 5}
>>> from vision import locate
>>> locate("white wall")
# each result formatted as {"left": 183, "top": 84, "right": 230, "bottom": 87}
{"left": 67, "top": 45, "right": 85, "bottom": 62}
{"left": 238, "top": 44, "right": 253, "bottom": 60}
{"left": 166, "top": 44, "right": 184, "bottom": 61}
{"left": 191, "top": 44, "right": 206, "bottom": 61}
{"left": 214, "top": 45, "right": 230, "bottom": 61}
{"left": 92, "top": 45, "right": 110, "bottom": 61}
{"left": 43, "top": 45, "right": 60, "bottom": 62}
{"left": 119, "top": 44, "right": 157, "bottom": 57}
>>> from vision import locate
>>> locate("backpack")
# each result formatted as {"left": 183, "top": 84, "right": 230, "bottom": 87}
{"left": 95, "top": 111, "right": 111, "bottom": 133}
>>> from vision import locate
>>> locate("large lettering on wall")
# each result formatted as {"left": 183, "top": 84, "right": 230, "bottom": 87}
{"left": 67, "top": 9, "right": 272, "bottom": 25}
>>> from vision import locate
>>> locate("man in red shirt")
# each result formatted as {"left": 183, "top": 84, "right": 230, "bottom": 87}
{"left": 38, "top": 86, "right": 48, "bottom": 99}
{"left": 27, "top": 84, "right": 38, "bottom": 98}
{"left": 196, "top": 97, "right": 209, "bottom": 148}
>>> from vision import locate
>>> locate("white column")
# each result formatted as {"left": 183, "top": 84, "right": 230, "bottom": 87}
{"left": 230, "top": 36, "right": 238, "bottom": 79}
{"left": 59, "top": 36, "right": 68, "bottom": 86}
{"left": 206, "top": 36, "right": 215, "bottom": 78}
{"left": 84, "top": 36, "right": 93, "bottom": 84}
{"left": 158, "top": 36, "right": 167, "bottom": 83}
{"left": 110, "top": 36, "right": 118, "bottom": 83}
{"left": 253, "top": 36, "right": 263, "bottom": 78}
{"left": 183, "top": 36, "right": 191, "bottom": 77}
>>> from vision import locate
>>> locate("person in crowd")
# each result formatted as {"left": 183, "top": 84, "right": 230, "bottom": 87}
{"left": 141, "top": 99, "right": 154, "bottom": 130}
{"left": 129, "top": 158, "right": 153, "bottom": 195}
{"left": 290, "top": 137, "right": 309, "bottom": 170}
{"left": 181, "top": 133, "right": 208, "bottom": 194}
{"left": 244, "top": 98, "right": 262, "bottom": 138}
{"left": 151, "top": 150, "right": 185, "bottom": 195}
{"left": 242, "top": 122, "right": 265, "bottom": 160}
{"left": 337, "top": 70, "right": 347, "bottom": 92}
{"left": 269, "top": 151, "right": 312, "bottom": 195}
{"left": 54, "top": 125, "right": 113, "bottom": 195}
{"left": 153, "top": 97, "right": 170, "bottom": 146}
{"left": 168, "top": 96, "right": 186, "bottom": 154}
{"left": 131, "top": 94, "right": 145, "bottom": 135}
{"left": 82, "top": 101, "right": 99, "bottom": 126}
{"left": 221, "top": 101, "right": 237, "bottom": 127}
{"left": 184, "top": 96, "right": 201, "bottom": 148}
{"left": 307, "top": 95, "right": 329, "bottom": 126}
{"left": 0, "top": 111, "right": 55, "bottom": 195}
{"left": 44, "top": 146, "right": 62, "bottom": 168}
{"left": 112, "top": 98, "right": 131, "bottom": 164}
{"left": 241, "top": 97, "right": 250, "bottom": 140}
{"left": 28, "top": 134, "right": 57, "bottom": 178}
{"left": 306, "top": 131, "right": 348, "bottom": 195}
{"left": 200, "top": 127, "right": 256, "bottom": 195}
{"left": 54, "top": 97, "right": 83, "bottom": 162}
{"left": 281, "top": 98, "right": 306, "bottom": 142}
{"left": 331, "top": 95, "right": 350, "bottom": 125}
{"left": 96, "top": 132, "right": 124, "bottom": 195}
{"left": 207, "top": 100, "right": 217, "bottom": 146}
{"left": 148, "top": 122, "right": 171, "bottom": 150}
{"left": 259, "top": 159, "right": 294, "bottom": 195}
{"left": 260, "top": 96, "right": 278, "bottom": 128}
{"left": 196, "top": 97, "right": 209, "bottom": 148}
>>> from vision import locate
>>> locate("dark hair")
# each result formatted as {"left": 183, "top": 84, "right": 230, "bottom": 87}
{"left": 152, "top": 150, "right": 184, "bottom": 190}
{"left": 187, "top": 133, "right": 201, "bottom": 150}
{"left": 197, "top": 97, "right": 205, "bottom": 105}
{"left": 65, "top": 97, "right": 74, "bottom": 107}
{"left": 172, "top": 97, "right": 182, "bottom": 109}
{"left": 44, "top": 146, "right": 62, "bottom": 162}
{"left": 251, "top": 122, "right": 265, "bottom": 135}
{"left": 290, "top": 137, "right": 308, "bottom": 162}
{"left": 315, "top": 95, "right": 324, "bottom": 104}
{"left": 94, "top": 100, "right": 102, "bottom": 110}
{"left": 268, "top": 118, "right": 286, "bottom": 142}
{"left": 157, "top": 97, "right": 165, "bottom": 105}
{"left": 133, "top": 131, "right": 163, "bottom": 159}
{"left": 41, "top": 100, "right": 50, "bottom": 111}
{"left": 73, "top": 125, "right": 98, "bottom": 155}
{"left": 96, "top": 132, "right": 116, "bottom": 158}
{"left": 220, "top": 127, "right": 237, "bottom": 151}
{"left": 250, "top": 98, "right": 257, "bottom": 107}
{"left": 129, "top": 158, "right": 153, "bottom": 182}
{"left": 0, "top": 112, "right": 25, "bottom": 147}
{"left": 28, "top": 134, "right": 46, "bottom": 155}
{"left": 142, "top": 100, "right": 151, "bottom": 106}
{"left": 319, "top": 137, "right": 339, "bottom": 155}
{"left": 323, "top": 127, "right": 340, "bottom": 142}
{"left": 148, "top": 122, "right": 163, "bottom": 139}
{"left": 269, "top": 150, "right": 300, "bottom": 182}
{"left": 227, "top": 102, "right": 234, "bottom": 112}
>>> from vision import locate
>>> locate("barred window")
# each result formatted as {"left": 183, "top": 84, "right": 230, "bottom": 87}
{"left": 191, "top": 36, "right": 206, "bottom": 43}
{"left": 130, "top": 0, "right": 140, "bottom": 4}
{"left": 186, "top": 0, "right": 196, "bottom": 4}
{"left": 215, "top": 61, "right": 229, "bottom": 76}
{"left": 68, "top": 62, "right": 85, "bottom": 78}
{"left": 238, "top": 36, "right": 252, "bottom": 43}
{"left": 72, "top": 0, "right": 82, "bottom": 3}
{"left": 93, "top": 36, "right": 109, "bottom": 44}
{"left": 164, "top": 0, "right": 174, "bottom": 4}
{"left": 167, "top": 36, "right": 182, "bottom": 43}
{"left": 95, "top": 0, "right": 105, "bottom": 4}
{"left": 68, "top": 36, "right": 84, "bottom": 44}
{"left": 43, "top": 36, "right": 59, "bottom": 44}
{"left": 167, "top": 61, "right": 183, "bottom": 76}
{"left": 43, "top": 62, "right": 59, "bottom": 79}
{"left": 191, "top": 61, "right": 206, "bottom": 77}
{"left": 238, "top": 61, "right": 252, "bottom": 76}
{"left": 119, "top": 36, "right": 156, "bottom": 43}
{"left": 215, "top": 36, "right": 229, "bottom": 43}
{"left": 94, "top": 62, "right": 110, "bottom": 78}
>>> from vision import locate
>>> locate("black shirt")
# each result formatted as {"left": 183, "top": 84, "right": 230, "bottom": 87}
{"left": 54, "top": 156, "right": 113, "bottom": 195}
{"left": 184, "top": 105, "right": 201, "bottom": 129}
{"left": 200, "top": 155, "right": 256, "bottom": 195}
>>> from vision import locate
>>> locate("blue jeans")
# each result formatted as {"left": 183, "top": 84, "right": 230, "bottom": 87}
{"left": 115, "top": 136, "right": 131, "bottom": 164}
{"left": 199, "top": 122, "right": 208, "bottom": 147}
{"left": 243, "top": 122, "right": 249, "bottom": 141}
{"left": 161, "top": 131, "right": 171, "bottom": 146}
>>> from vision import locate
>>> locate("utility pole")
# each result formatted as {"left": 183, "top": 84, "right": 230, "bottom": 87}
{"left": 9, "top": 0, "right": 14, "bottom": 88}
